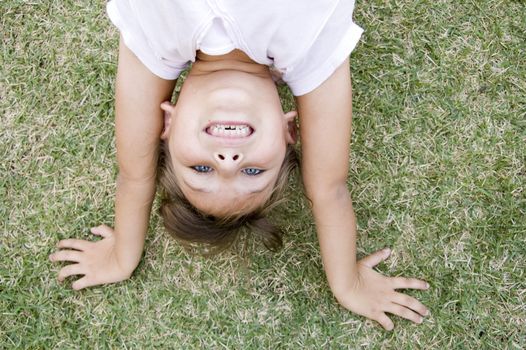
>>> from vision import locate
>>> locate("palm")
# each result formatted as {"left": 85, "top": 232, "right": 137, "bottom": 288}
{"left": 49, "top": 225, "right": 133, "bottom": 290}
{"left": 337, "top": 249, "right": 430, "bottom": 330}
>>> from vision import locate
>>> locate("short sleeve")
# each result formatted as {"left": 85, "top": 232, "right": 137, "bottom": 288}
{"left": 107, "top": 0, "right": 188, "bottom": 80}
{"left": 283, "top": 0, "right": 363, "bottom": 96}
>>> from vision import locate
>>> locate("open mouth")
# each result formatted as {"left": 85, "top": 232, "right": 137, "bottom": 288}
{"left": 205, "top": 122, "right": 254, "bottom": 138}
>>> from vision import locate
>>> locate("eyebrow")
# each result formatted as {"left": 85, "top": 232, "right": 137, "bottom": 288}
{"left": 182, "top": 178, "right": 268, "bottom": 194}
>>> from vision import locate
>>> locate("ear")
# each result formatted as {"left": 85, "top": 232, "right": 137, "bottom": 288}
{"left": 284, "top": 110, "right": 298, "bottom": 144}
{"left": 160, "top": 101, "right": 175, "bottom": 140}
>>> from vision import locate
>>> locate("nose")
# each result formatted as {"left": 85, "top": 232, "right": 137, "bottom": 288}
{"left": 214, "top": 151, "right": 243, "bottom": 173}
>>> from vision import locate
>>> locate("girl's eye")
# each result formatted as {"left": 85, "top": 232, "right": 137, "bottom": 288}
{"left": 242, "top": 168, "right": 264, "bottom": 176}
{"left": 192, "top": 165, "right": 213, "bottom": 173}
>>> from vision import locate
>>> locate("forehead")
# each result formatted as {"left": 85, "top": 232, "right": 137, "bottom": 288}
{"left": 180, "top": 182, "right": 274, "bottom": 217}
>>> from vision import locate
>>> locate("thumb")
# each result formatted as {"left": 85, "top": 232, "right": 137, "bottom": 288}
{"left": 90, "top": 224, "right": 114, "bottom": 238}
{"left": 359, "top": 248, "right": 391, "bottom": 268}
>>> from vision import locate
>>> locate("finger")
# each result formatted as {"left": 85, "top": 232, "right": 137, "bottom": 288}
{"left": 57, "top": 239, "right": 89, "bottom": 251}
{"left": 385, "top": 303, "right": 423, "bottom": 325}
{"left": 392, "top": 292, "right": 429, "bottom": 316}
{"left": 90, "top": 225, "right": 113, "bottom": 238}
{"left": 58, "top": 264, "right": 84, "bottom": 282}
{"left": 359, "top": 248, "right": 391, "bottom": 268}
{"left": 49, "top": 250, "right": 83, "bottom": 263}
{"left": 391, "top": 277, "right": 429, "bottom": 290}
{"left": 375, "top": 312, "right": 394, "bottom": 331}
{"left": 72, "top": 276, "right": 92, "bottom": 291}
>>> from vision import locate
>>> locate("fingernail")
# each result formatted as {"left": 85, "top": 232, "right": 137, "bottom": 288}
{"left": 425, "top": 309, "right": 430, "bottom": 316}
{"left": 419, "top": 317, "right": 423, "bottom": 323}
{"left": 384, "top": 248, "right": 391, "bottom": 254}
{"left": 49, "top": 254, "right": 54, "bottom": 261}
{"left": 426, "top": 283, "right": 430, "bottom": 289}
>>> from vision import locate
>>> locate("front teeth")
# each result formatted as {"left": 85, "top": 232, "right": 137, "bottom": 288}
{"left": 210, "top": 124, "right": 251, "bottom": 137}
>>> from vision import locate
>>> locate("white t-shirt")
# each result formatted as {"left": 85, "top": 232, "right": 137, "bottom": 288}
{"left": 107, "top": 0, "right": 363, "bottom": 96}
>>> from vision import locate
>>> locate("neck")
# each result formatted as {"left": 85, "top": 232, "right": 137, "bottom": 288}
{"left": 191, "top": 49, "right": 271, "bottom": 78}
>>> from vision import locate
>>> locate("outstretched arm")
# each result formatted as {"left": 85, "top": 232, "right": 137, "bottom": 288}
{"left": 50, "top": 37, "right": 176, "bottom": 289}
{"left": 112, "top": 36, "right": 176, "bottom": 269}
{"left": 296, "top": 58, "right": 429, "bottom": 330}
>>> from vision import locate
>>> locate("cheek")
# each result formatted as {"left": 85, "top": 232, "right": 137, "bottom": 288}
{"left": 170, "top": 136, "right": 204, "bottom": 165}
{"left": 255, "top": 139, "right": 286, "bottom": 164}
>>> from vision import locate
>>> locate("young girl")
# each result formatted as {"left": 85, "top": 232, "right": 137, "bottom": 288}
{"left": 49, "top": 0, "right": 430, "bottom": 330}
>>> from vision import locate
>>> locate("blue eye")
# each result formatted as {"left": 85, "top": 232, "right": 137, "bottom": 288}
{"left": 242, "top": 168, "right": 264, "bottom": 176}
{"left": 192, "top": 165, "right": 213, "bottom": 173}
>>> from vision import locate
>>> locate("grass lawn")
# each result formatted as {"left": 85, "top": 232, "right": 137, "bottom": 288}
{"left": 1, "top": 0, "right": 525, "bottom": 348}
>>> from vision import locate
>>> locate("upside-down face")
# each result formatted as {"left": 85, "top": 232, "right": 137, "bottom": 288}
{"left": 161, "top": 55, "right": 297, "bottom": 216}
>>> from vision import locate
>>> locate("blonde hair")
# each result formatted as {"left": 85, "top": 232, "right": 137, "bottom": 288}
{"left": 157, "top": 140, "right": 299, "bottom": 254}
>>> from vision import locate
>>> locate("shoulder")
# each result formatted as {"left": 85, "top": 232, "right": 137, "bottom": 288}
{"left": 279, "top": 0, "right": 363, "bottom": 96}
{"left": 107, "top": 0, "right": 209, "bottom": 80}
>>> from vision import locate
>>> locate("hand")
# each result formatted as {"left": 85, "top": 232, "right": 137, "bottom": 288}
{"left": 334, "top": 248, "right": 430, "bottom": 331}
{"left": 49, "top": 225, "right": 134, "bottom": 290}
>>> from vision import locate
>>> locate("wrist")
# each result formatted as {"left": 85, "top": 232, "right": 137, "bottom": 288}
{"left": 328, "top": 270, "right": 360, "bottom": 301}
{"left": 112, "top": 234, "right": 143, "bottom": 273}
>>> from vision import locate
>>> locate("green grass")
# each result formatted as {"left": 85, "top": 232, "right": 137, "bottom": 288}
{"left": 2, "top": 0, "right": 525, "bottom": 348}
